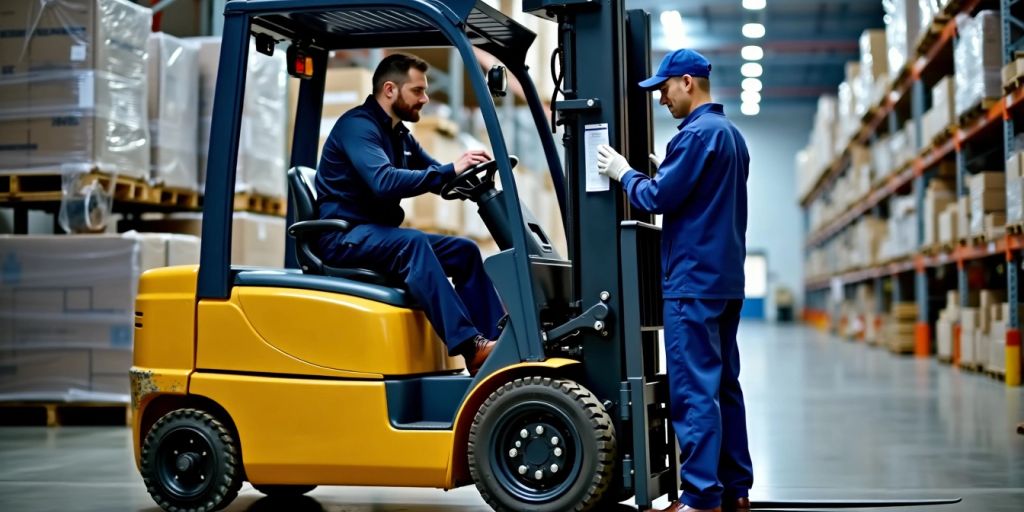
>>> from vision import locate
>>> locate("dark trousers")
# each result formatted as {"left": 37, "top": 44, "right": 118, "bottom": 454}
{"left": 664, "top": 298, "right": 754, "bottom": 509}
{"left": 321, "top": 224, "right": 504, "bottom": 354}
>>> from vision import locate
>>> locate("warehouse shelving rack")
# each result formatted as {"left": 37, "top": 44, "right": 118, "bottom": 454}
{"left": 801, "top": 0, "right": 1024, "bottom": 387}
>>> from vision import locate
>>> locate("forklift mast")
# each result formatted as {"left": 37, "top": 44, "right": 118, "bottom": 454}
{"left": 525, "top": 1, "right": 675, "bottom": 506}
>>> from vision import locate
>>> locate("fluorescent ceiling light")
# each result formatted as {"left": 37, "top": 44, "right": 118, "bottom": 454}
{"left": 741, "top": 45, "right": 764, "bottom": 61}
{"left": 741, "top": 90, "right": 761, "bottom": 104}
{"left": 743, "top": 0, "right": 767, "bottom": 10}
{"left": 660, "top": 10, "right": 688, "bottom": 48}
{"left": 742, "top": 23, "right": 765, "bottom": 39}
{"left": 741, "top": 78, "right": 763, "bottom": 92}
{"left": 741, "top": 62, "right": 763, "bottom": 77}
{"left": 741, "top": 102, "right": 760, "bottom": 116}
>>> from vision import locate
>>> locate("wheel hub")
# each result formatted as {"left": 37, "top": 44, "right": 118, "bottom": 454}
{"left": 158, "top": 428, "right": 215, "bottom": 499}
{"left": 503, "top": 421, "right": 568, "bottom": 486}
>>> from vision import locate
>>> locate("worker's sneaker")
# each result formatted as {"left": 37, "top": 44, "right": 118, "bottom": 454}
{"left": 466, "top": 335, "right": 495, "bottom": 376}
{"left": 643, "top": 501, "right": 721, "bottom": 512}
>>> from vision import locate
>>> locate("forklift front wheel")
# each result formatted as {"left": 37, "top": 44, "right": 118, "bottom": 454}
{"left": 140, "top": 408, "right": 243, "bottom": 512}
{"left": 468, "top": 377, "right": 616, "bottom": 512}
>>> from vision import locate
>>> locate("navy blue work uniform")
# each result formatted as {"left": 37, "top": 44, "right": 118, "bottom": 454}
{"left": 621, "top": 103, "right": 754, "bottom": 509}
{"left": 315, "top": 96, "right": 504, "bottom": 353}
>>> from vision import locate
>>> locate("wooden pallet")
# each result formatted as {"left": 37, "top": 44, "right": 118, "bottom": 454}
{"left": 958, "top": 361, "right": 984, "bottom": 373}
{"left": 937, "top": 355, "right": 954, "bottom": 365}
{"left": 232, "top": 192, "right": 286, "bottom": 216}
{"left": 984, "top": 368, "right": 1006, "bottom": 381}
{"left": 914, "top": 15, "right": 950, "bottom": 56}
{"left": 1007, "top": 223, "right": 1024, "bottom": 235}
{"left": 970, "top": 233, "right": 989, "bottom": 246}
{"left": 0, "top": 170, "right": 157, "bottom": 204}
{"left": 158, "top": 186, "right": 200, "bottom": 209}
{"left": 0, "top": 401, "right": 130, "bottom": 427}
{"left": 929, "top": 125, "right": 957, "bottom": 149}
{"left": 958, "top": 98, "right": 999, "bottom": 126}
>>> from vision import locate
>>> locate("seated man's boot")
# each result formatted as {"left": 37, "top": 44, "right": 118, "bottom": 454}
{"left": 466, "top": 335, "right": 495, "bottom": 376}
{"left": 723, "top": 497, "right": 750, "bottom": 511}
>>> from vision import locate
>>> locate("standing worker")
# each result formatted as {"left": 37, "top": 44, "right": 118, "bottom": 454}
{"left": 315, "top": 53, "right": 505, "bottom": 375}
{"left": 596, "top": 49, "right": 754, "bottom": 512}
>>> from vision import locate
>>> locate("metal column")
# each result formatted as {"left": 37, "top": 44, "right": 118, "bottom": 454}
{"left": 912, "top": 78, "right": 932, "bottom": 355}
{"left": 1002, "top": 0, "right": 1023, "bottom": 385}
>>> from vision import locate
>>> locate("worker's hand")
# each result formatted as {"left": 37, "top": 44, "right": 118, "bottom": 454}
{"left": 597, "top": 144, "right": 630, "bottom": 181}
{"left": 454, "top": 150, "right": 493, "bottom": 174}
{"left": 649, "top": 153, "right": 663, "bottom": 168}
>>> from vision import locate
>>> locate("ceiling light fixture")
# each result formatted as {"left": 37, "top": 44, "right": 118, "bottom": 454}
{"left": 741, "top": 102, "right": 760, "bottom": 116}
{"left": 741, "top": 78, "right": 763, "bottom": 92}
{"left": 741, "top": 45, "right": 764, "bottom": 61}
{"left": 741, "top": 90, "right": 761, "bottom": 104}
{"left": 741, "top": 62, "right": 763, "bottom": 77}
{"left": 742, "top": 22, "right": 765, "bottom": 39}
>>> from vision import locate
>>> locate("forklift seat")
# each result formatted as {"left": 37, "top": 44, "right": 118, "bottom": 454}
{"left": 287, "top": 166, "right": 403, "bottom": 288}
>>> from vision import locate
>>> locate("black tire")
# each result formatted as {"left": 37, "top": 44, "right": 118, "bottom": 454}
{"left": 253, "top": 484, "right": 317, "bottom": 497}
{"left": 468, "top": 377, "right": 616, "bottom": 512}
{"left": 141, "top": 408, "right": 243, "bottom": 512}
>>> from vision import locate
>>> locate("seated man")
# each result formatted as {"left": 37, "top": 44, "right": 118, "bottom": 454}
{"left": 315, "top": 53, "right": 504, "bottom": 375}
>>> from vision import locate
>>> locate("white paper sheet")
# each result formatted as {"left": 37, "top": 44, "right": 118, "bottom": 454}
{"left": 584, "top": 123, "right": 610, "bottom": 192}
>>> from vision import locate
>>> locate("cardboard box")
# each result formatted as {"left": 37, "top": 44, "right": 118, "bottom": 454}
{"left": 0, "top": 0, "right": 151, "bottom": 77}
{"left": 148, "top": 33, "right": 199, "bottom": 190}
{"left": 1007, "top": 152, "right": 1024, "bottom": 178}
{"left": 287, "top": 67, "right": 374, "bottom": 156}
{"left": 0, "top": 233, "right": 186, "bottom": 351}
{"left": 0, "top": 349, "right": 92, "bottom": 398}
{"left": 194, "top": 37, "right": 287, "bottom": 197}
{"left": 125, "top": 212, "right": 285, "bottom": 267}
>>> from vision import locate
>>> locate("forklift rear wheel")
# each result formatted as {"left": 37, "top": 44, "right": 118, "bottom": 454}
{"left": 141, "top": 408, "right": 243, "bottom": 512}
{"left": 468, "top": 377, "right": 616, "bottom": 512}
{"left": 253, "top": 484, "right": 317, "bottom": 497}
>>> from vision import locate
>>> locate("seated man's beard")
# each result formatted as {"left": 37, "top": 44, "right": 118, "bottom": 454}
{"left": 394, "top": 96, "right": 421, "bottom": 122}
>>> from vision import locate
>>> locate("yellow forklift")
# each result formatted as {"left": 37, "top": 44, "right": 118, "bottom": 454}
{"left": 130, "top": 1, "right": 961, "bottom": 511}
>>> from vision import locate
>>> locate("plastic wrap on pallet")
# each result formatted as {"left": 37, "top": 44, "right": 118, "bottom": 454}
{"left": 856, "top": 29, "right": 888, "bottom": 116}
{"left": 1008, "top": 176, "right": 1024, "bottom": 225}
{"left": 954, "top": 11, "right": 1003, "bottom": 119}
{"left": 148, "top": 33, "right": 199, "bottom": 191}
{"left": 918, "top": 0, "right": 944, "bottom": 36}
{"left": 836, "top": 80, "right": 859, "bottom": 153}
{"left": 883, "top": 0, "right": 920, "bottom": 81}
{"left": 0, "top": 0, "right": 151, "bottom": 176}
{"left": 0, "top": 232, "right": 199, "bottom": 402}
{"left": 195, "top": 37, "right": 287, "bottom": 198}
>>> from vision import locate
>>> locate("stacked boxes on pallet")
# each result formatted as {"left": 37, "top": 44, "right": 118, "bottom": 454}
{"left": 856, "top": 29, "right": 888, "bottom": 117}
{"left": 286, "top": 67, "right": 374, "bottom": 155}
{"left": 922, "top": 174, "right": 956, "bottom": 247}
{"left": 836, "top": 63, "right": 862, "bottom": 152}
{"left": 147, "top": 33, "right": 199, "bottom": 190}
{"left": 953, "top": 11, "right": 1003, "bottom": 119}
{"left": 0, "top": 0, "right": 152, "bottom": 176}
{"left": 885, "top": 302, "right": 918, "bottom": 353}
{"left": 119, "top": 212, "right": 286, "bottom": 268}
{"left": 883, "top": 0, "right": 920, "bottom": 81}
{"left": 921, "top": 76, "right": 956, "bottom": 146}
{"left": 0, "top": 233, "right": 199, "bottom": 401}
{"left": 1007, "top": 151, "right": 1024, "bottom": 225}
{"left": 194, "top": 36, "right": 287, "bottom": 198}
{"left": 936, "top": 290, "right": 959, "bottom": 360}
{"left": 967, "top": 172, "right": 1006, "bottom": 237}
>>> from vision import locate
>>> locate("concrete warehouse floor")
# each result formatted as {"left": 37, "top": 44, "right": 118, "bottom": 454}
{"left": 0, "top": 322, "right": 1022, "bottom": 512}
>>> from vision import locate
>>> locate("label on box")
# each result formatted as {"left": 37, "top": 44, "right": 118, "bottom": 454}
{"left": 79, "top": 77, "right": 94, "bottom": 109}
{"left": 70, "top": 45, "right": 86, "bottom": 62}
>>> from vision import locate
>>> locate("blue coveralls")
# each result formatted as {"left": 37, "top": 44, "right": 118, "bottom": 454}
{"left": 620, "top": 103, "right": 754, "bottom": 509}
{"left": 314, "top": 96, "right": 504, "bottom": 354}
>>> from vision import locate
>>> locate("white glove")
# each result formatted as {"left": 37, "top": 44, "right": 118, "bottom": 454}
{"left": 649, "top": 153, "right": 663, "bottom": 167}
{"left": 597, "top": 144, "right": 630, "bottom": 181}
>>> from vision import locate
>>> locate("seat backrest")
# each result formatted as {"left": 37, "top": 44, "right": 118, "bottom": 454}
{"left": 288, "top": 166, "right": 319, "bottom": 222}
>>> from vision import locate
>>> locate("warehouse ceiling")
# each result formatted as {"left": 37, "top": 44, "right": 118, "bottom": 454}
{"left": 625, "top": 0, "right": 885, "bottom": 104}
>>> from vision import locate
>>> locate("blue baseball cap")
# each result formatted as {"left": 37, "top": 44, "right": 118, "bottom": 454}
{"left": 638, "top": 49, "right": 712, "bottom": 90}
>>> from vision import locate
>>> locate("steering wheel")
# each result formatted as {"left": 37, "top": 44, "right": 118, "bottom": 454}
{"left": 440, "top": 155, "right": 519, "bottom": 201}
